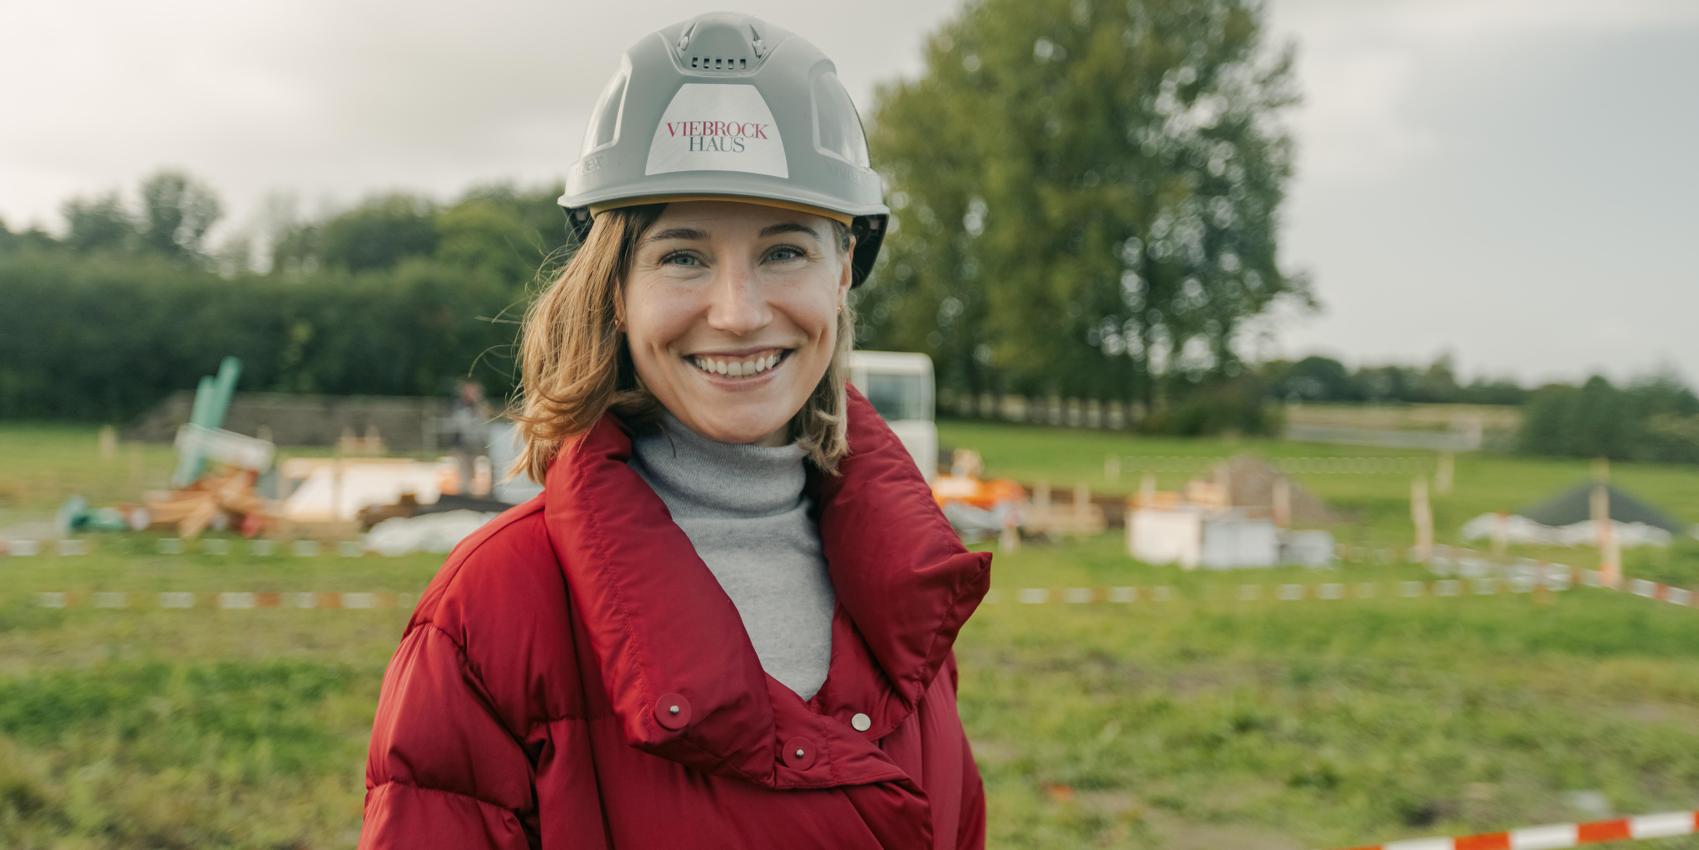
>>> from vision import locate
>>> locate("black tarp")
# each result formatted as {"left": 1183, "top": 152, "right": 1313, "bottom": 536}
{"left": 1518, "top": 482, "right": 1686, "bottom": 533}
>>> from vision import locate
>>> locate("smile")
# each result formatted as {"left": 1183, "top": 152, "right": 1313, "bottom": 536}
{"left": 686, "top": 348, "right": 791, "bottom": 379}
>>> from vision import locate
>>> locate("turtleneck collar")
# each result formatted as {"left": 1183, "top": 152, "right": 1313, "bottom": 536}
{"left": 629, "top": 411, "right": 807, "bottom": 518}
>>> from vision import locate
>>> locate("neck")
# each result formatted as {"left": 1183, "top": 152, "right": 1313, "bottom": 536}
{"left": 630, "top": 410, "right": 807, "bottom": 517}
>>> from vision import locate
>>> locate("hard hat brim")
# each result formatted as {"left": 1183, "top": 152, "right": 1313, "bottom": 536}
{"left": 586, "top": 194, "right": 855, "bottom": 227}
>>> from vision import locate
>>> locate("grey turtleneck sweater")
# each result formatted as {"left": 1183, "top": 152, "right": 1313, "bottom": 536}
{"left": 629, "top": 413, "right": 835, "bottom": 700}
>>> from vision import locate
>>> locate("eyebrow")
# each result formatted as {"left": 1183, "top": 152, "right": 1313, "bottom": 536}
{"left": 642, "top": 227, "right": 707, "bottom": 244}
{"left": 641, "top": 222, "right": 823, "bottom": 245}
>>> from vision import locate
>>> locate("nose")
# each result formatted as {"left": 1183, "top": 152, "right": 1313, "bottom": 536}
{"left": 704, "top": 259, "right": 772, "bottom": 336}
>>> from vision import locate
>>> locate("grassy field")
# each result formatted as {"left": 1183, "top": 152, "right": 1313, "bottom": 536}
{"left": 1282, "top": 402, "right": 1524, "bottom": 434}
{"left": 3, "top": 422, "right": 1699, "bottom": 848}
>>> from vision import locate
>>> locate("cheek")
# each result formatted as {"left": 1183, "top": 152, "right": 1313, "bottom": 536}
{"left": 777, "top": 284, "right": 842, "bottom": 341}
{"left": 623, "top": 285, "right": 696, "bottom": 354}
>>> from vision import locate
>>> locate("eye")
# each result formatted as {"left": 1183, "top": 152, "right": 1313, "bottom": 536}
{"left": 765, "top": 244, "right": 807, "bottom": 263}
{"left": 658, "top": 250, "right": 702, "bottom": 268}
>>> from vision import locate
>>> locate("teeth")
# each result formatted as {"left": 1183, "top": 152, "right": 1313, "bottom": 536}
{"left": 692, "top": 351, "right": 784, "bottom": 378}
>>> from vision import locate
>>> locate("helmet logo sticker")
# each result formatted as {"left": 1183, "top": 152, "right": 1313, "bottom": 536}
{"left": 645, "top": 83, "right": 788, "bottom": 179}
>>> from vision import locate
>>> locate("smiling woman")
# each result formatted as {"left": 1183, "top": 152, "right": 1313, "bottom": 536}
{"left": 357, "top": 11, "right": 991, "bottom": 850}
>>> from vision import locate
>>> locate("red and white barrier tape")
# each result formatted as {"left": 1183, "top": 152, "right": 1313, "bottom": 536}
{"left": 979, "top": 575, "right": 1581, "bottom": 606}
{"left": 25, "top": 574, "right": 1693, "bottom": 613}
{"left": 1427, "top": 546, "right": 1698, "bottom": 610}
{"left": 32, "top": 591, "right": 411, "bottom": 610}
{"left": 1336, "top": 808, "right": 1699, "bottom": 850}
{"left": 1, "top": 537, "right": 370, "bottom": 558}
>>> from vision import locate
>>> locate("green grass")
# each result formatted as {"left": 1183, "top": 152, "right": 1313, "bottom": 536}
{"left": 4, "top": 422, "right": 1699, "bottom": 848}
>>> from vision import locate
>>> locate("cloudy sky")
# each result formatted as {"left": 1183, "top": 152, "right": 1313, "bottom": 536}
{"left": 3, "top": 0, "right": 1695, "bottom": 386}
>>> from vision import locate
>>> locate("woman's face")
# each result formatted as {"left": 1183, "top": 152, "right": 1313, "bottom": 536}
{"left": 623, "top": 201, "right": 852, "bottom": 445}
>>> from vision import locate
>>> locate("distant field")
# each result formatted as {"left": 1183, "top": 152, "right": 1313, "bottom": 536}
{"left": 4, "top": 423, "right": 1699, "bottom": 848}
{"left": 1283, "top": 402, "right": 1524, "bottom": 434}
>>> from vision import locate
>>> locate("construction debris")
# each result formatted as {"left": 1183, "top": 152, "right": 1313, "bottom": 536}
{"left": 365, "top": 511, "right": 498, "bottom": 557}
{"left": 142, "top": 467, "right": 273, "bottom": 539}
{"left": 279, "top": 457, "right": 449, "bottom": 523}
{"left": 1186, "top": 454, "right": 1337, "bottom": 524}
{"left": 931, "top": 449, "right": 1026, "bottom": 542}
{"left": 1126, "top": 454, "right": 1337, "bottom": 569}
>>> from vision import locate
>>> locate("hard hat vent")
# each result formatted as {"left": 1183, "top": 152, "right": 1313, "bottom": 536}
{"left": 675, "top": 13, "right": 768, "bottom": 73}
{"left": 687, "top": 54, "right": 749, "bottom": 71}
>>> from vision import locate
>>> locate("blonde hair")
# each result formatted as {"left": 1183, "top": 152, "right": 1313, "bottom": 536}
{"left": 508, "top": 205, "right": 856, "bottom": 484}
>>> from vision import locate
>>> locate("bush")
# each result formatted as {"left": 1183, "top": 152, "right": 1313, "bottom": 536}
{"left": 1517, "top": 373, "right": 1699, "bottom": 465}
{"left": 0, "top": 245, "right": 522, "bottom": 421}
{"left": 1143, "top": 376, "right": 1283, "bottom": 437}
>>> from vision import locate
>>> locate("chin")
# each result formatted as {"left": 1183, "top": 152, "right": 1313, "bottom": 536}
{"left": 680, "top": 407, "right": 793, "bottom": 445}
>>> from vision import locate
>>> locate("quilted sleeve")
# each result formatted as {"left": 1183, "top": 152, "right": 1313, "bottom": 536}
{"left": 359, "top": 623, "right": 535, "bottom": 850}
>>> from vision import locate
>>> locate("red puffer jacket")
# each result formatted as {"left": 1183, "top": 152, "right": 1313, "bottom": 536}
{"left": 359, "top": 389, "right": 992, "bottom": 849}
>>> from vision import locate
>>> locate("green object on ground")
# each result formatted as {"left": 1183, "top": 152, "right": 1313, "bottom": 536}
{"left": 171, "top": 356, "right": 243, "bottom": 487}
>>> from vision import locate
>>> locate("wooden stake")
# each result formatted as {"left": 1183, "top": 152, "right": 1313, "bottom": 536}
{"left": 1272, "top": 476, "right": 1291, "bottom": 528}
{"left": 1411, "top": 477, "right": 1434, "bottom": 563}
{"left": 1591, "top": 457, "right": 1619, "bottom": 588}
{"left": 1436, "top": 452, "right": 1455, "bottom": 495}
{"left": 999, "top": 507, "right": 1020, "bottom": 553}
{"left": 98, "top": 425, "right": 118, "bottom": 460}
{"left": 332, "top": 444, "right": 345, "bottom": 523}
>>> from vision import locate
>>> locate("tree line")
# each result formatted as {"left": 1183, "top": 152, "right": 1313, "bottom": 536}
{"left": 0, "top": 177, "right": 564, "bottom": 420}
{"left": 1518, "top": 373, "right": 1699, "bottom": 465}
{"left": 6, "top": 181, "right": 1698, "bottom": 462}
{"left": 1258, "top": 354, "right": 1528, "bottom": 406}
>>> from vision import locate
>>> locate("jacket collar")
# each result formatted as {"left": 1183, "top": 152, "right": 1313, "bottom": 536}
{"left": 542, "top": 387, "right": 991, "bottom": 790}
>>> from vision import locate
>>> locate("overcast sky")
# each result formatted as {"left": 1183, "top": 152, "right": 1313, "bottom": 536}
{"left": 3, "top": 1, "right": 1695, "bottom": 386}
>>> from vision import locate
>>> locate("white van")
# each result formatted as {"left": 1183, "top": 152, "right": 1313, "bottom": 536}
{"left": 847, "top": 350, "right": 938, "bottom": 482}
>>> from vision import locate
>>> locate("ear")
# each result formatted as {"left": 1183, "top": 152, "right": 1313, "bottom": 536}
{"left": 837, "top": 233, "right": 856, "bottom": 301}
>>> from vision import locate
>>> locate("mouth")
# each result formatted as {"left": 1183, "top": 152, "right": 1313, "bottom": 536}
{"left": 684, "top": 347, "right": 793, "bottom": 380}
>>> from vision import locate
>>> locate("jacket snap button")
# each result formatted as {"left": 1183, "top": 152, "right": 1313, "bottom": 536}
{"left": 851, "top": 712, "right": 872, "bottom": 732}
{"left": 782, "top": 736, "right": 816, "bottom": 770}
{"left": 654, "top": 693, "right": 691, "bottom": 731}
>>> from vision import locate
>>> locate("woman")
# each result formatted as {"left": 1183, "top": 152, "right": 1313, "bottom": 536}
{"left": 359, "top": 13, "right": 991, "bottom": 849}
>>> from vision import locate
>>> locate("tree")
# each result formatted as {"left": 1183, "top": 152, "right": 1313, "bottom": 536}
{"left": 435, "top": 198, "right": 541, "bottom": 286}
{"left": 1567, "top": 375, "right": 1630, "bottom": 458}
{"left": 864, "top": 0, "right": 1312, "bottom": 410}
{"left": 1416, "top": 353, "right": 1460, "bottom": 403}
{"left": 1517, "top": 371, "right": 1699, "bottom": 464}
{"left": 1518, "top": 383, "right": 1577, "bottom": 457}
{"left": 1355, "top": 364, "right": 1412, "bottom": 403}
{"left": 1275, "top": 354, "right": 1355, "bottom": 401}
{"left": 456, "top": 182, "right": 572, "bottom": 264}
{"left": 61, "top": 191, "right": 136, "bottom": 254}
{"left": 138, "top": 169, "right": 223, "bottom": 258}
{"left": 317, "top": 194, "right": 439, "bottom": 272}
{"left": 271, "top": 223, "right": 322, "bottom": 275}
